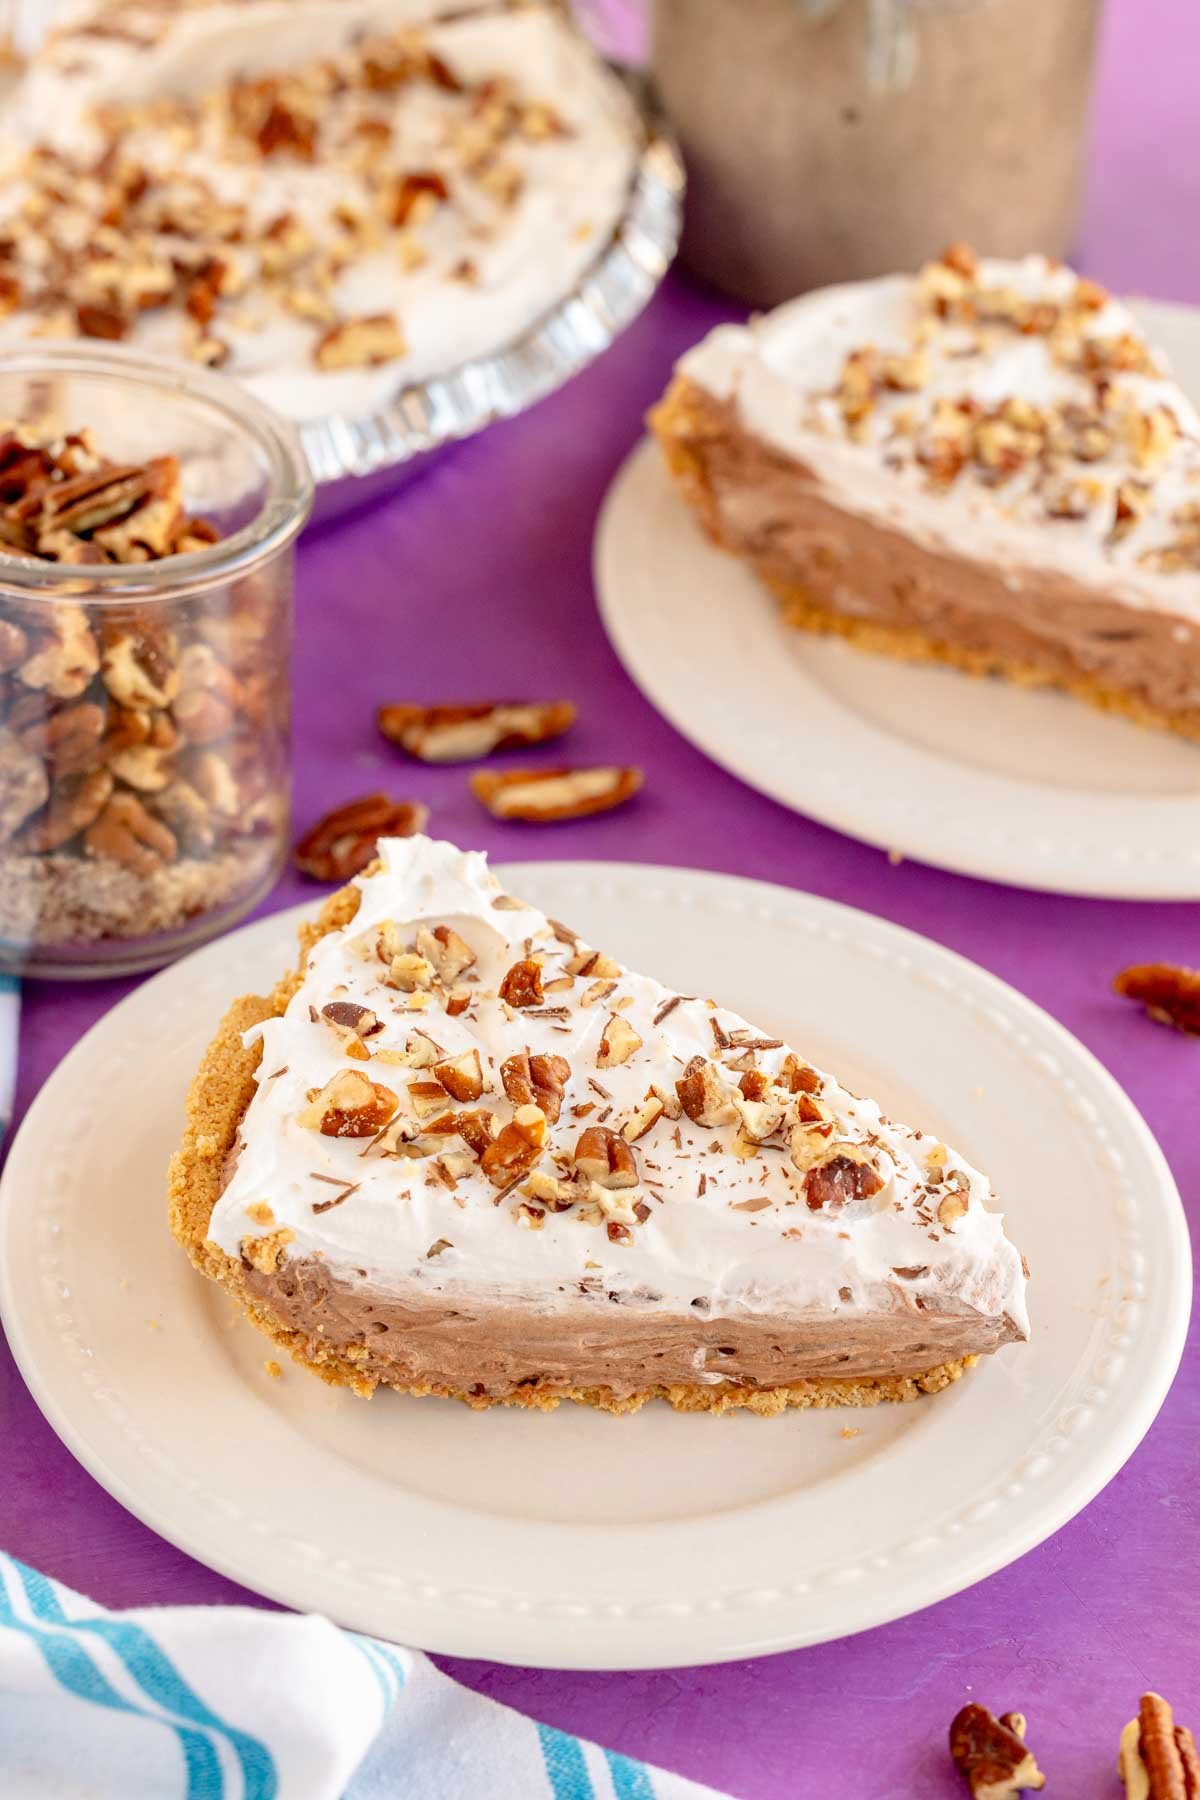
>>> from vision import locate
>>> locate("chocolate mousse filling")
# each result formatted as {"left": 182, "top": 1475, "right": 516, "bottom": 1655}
{"left": 653, "top": 378, "right": 1200, "bottom": 738}
{"left": 242, "top": 1252, "right": 1019, "bottom": 1403}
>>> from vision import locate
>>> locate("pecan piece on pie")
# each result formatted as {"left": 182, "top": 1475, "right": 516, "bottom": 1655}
{"left": 470, "top": 764, "right": 642, "bottom": 822}
{"left": 1113, "top": 962, "right": 1200, "bottom": 1036}
{"left": 378, "top": 699, "right": 575, "bottom": 763}
{"left": 300, "top": 1070, "right": 398, "bottom": 1138}
{"left": 500, "top": 1051, "right": 569, "bottom": 1122}
{"left": 480, "top": 1103, "right": 547, "bottom": 1185}
{"left": 1119, "top": 1692, "right": 1200, "bottom": 1798}
{"left": 949, "top": 1705, "right": 1045, "bottom": 1798}
{"left": 574, "top": 1125, "right": 639, "bottom": 1188}
{"left": 804, "top": 1153, "right": 884, "bottom": 1213}
{"left": 313, "top": 313, "right": 407, "bottom": 370}
{"left": 294, "top": 793, "right": 429, "bottom": 881}
{"left": 498, "top": 957, "right": 544, "bottom": 1008}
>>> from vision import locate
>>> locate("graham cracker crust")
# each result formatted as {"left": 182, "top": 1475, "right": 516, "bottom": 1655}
{"left": 167, "top": 872, "right": 975, "bottom": 1415}
{"left": 649, "top": 375, "right": 1200, "bottom": 746}
{"left": 770, "top": 585, "right": 1200, "bottom": 743}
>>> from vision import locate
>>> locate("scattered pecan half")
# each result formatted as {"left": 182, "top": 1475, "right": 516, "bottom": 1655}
{"left": 1119, "top": 1693, "right": 1200, "bottom": 1798}
{"left": 378, "top": 700, "right": 575, "bottom": 763}
{"left": 949, "top": 1705, "right": 1045, "bottom": 1798}
{"left": 1114, "top": 963, "right": 1200, "bottom": 1036}
{"left": 294, "top": 793, "right": 429, "bottom": 882}
{"left": 470, "top": 764, "right": 642, "bottom": 823}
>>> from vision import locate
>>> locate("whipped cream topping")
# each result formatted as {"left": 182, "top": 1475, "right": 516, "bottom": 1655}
{"left": 0, "top": 0, "right": 639, "bottom": 421}
{"left": 210, "top": 836, "right": 1029, "bottom": 1333}
{"left": 680, "top": 250, "right": 1200, "bottom": 621}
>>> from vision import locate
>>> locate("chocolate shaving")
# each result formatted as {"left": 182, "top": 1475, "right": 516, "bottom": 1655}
{"left": 310, "top": 1177, "right": 361, "bottom": 1213}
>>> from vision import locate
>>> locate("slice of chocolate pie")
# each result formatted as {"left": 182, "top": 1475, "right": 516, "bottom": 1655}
{"left": 169, "top": 836, "right": 1028, "bottom": 1413}
{"left": 651, "top": 246, "right": 1200, "bottom": 739}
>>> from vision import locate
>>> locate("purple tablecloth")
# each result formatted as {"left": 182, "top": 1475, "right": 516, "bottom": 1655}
{"left": 3, "top": 2, "right": 1198, "bottom": 1793}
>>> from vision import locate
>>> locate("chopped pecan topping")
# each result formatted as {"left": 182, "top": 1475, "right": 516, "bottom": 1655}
{"left": 675, "top": 1056, "right": 736, "bottom": 1127}
{"left": 597, "top": 1013, "right": 642, "bottom": 1069}
{"left": 321, "top": 1000, "right": 383, "bottom": 1044}
{"left": 499, "top": 957, "right": 544, "bottom": 1008}
{"left": 780, "top": 1053, "right": 823, "bottom": 1095}
{"left": 804, "top": 1153, "right": 884, "bottom": 1212}
{"left": 294, "top": 793, "right": 428, "bottom": 881}
{"left": 454, "top": 1109, "right": 497, "bottom": 1157}
{"left": 300, "top": 1070, "right": 398, "bottom": 1137}
{"left": 416, "top": 922, "right": 475, "bottom": 982}
{"left": 566, "top": 948, "right": 621, "bottom": 980}
{"left": 501, "top": 1051, "right": 569, "bottom": 1122}
{"left": 622, "top": 1093, "right": 665, "bottom": 1143}
{"left": 949, "top": 1705, "right": 1045, "bottom": 1797}
{"left": 470, "top": 765, "right": 643, "bottom": 823}
{"left": 378, "top": 699, "right": 576, "bottom": 763}
{"left": 480, "top": 1103, "right": 547, "bottom": 1185}
{"left": 387, "top": 170, "right": 450, "bottom": 225}
{"left": 386, "top": 951, "right": 436, "bottom": 993}
{"left": 1114, "top": 962, "right": 1200, "bottom": 1036}
{"left": 313, "top": 313, "right": 407, "bottom": 370}
{"left": 433, "top": 1048, "right": 484, "bottom": 1103}
{"left": 574, "top": 1125, "right": 639, "bottom": 1189}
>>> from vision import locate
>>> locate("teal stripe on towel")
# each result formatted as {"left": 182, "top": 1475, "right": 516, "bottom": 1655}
{"left": 537, "top": 1720, "right": 596, "bottom": 1800}
{"left": 0, "top": 1567, "right": 223, "bottom": 1799}
{"left": 606, "top": 1750, "right": 657, "bottom": 1800}
{"left": 13, "top": 1559, "right": 277, "bottom": 1800}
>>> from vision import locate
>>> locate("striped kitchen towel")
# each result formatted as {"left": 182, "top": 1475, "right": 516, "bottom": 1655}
{"left": 0, "top": 1552, "right": 728, "bottom": 1800}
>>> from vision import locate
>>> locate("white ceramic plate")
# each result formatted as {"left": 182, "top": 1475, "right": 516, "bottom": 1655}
{"left": 595, "top": 301, "right": 1200, "bottom": 900}
{"left": 0, "top": 864, "right": 1188, "bottom": 1668}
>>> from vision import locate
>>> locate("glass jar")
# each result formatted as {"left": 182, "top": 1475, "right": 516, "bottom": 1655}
{"left": 0, "top": 343, "right": 312, "bottom": 978}
{"left": 652, "top": 0, "right": 1102, "bottom": 307}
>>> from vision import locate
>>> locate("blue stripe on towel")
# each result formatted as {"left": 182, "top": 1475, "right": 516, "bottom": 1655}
{"left": 537, "top": 1720, "right": 596, "bottom": 1800}
{"left": 12, "top": 1558, "right": 277, "bottom": 1800}
{"left": 0, "top": 1567, "right": 223, "bottom": 1799}
{"left": 606, "top": 1750, "right": 657, "bottom": 1800}
{"left": 350, "top": 1634, "right": 398, "bottom": 1712}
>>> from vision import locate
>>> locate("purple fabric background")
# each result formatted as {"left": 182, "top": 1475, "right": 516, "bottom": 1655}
{"left": 3, "top": 1, "right": 1198, "bottom": 1793}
